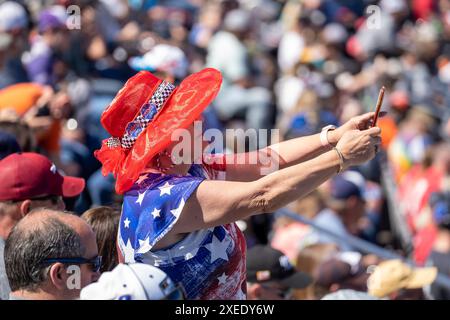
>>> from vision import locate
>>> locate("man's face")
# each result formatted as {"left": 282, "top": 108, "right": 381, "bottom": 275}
{"left": 78, "top": 229, "right": 100, "bottom": 290}
{"left": 60, "top": 220, "right": 100, "bottom": 299}
{"left": 1, "top": 195, "right": 65, "bottom": 224}
{"left": 0, "top": 196, "right": 66, "bottom": 237}
{"left": 344, "top": 196, "right": 366, "bottom": 234}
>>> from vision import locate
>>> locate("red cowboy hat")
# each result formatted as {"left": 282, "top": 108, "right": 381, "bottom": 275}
{"left": 94, "top": 68, "right": 222, "bottom": 194}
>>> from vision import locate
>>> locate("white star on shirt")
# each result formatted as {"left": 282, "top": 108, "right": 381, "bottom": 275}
{"left": 159, "top": 182, "right": 174, "bottom": 196}
{"left": 136, "top": 174, "right": 149, "bottom": 184}
{"left": 123, "top": 239, "right": 135, "bottom": 263}
{"left": 137, "top": 237, "right": 151, "bottom": 254}
{"left": 151, "top": 208, "right": 161, "bottom": 218}
{"left": 218, "top": 272, "right": 228, "bottom": 285}
{"left": 170, "top": 198, "right": 185, "bottom": 218}
{"left": 204, "top": 234, "right": 231, "bottom": 263}
{"left": 124, "top": 217, "right": 131, "bottom": 228}
{"left": 136, "top": 190, "right": 146, "bottom": 206}
{"left": 236, "top": 288, "right": 246, "bottom": 299}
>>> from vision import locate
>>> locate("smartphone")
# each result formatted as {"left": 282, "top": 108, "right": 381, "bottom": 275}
{"left": 372, "top": 86, "right": 385, "bottom": 127}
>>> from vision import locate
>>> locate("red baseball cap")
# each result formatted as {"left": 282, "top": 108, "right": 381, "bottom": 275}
{"left": 0, "top": 152, "right": 85, "bottom": 201}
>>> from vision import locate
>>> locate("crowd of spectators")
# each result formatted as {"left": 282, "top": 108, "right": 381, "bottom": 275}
{"left": 0, "top": 0, "right": 449, "bottom": 300}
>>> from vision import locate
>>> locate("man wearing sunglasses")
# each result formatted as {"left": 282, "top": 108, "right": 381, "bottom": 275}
{"left": 4, "top": 208, "right": 100, "bottom": 300}
{"left": 0, "top": 152, "right": 85, "bottom": 299}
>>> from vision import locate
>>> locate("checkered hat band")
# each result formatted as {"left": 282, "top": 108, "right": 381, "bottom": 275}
{"left": 118, "top": 81, "right": 175, "bottom": 149}
{"left": 106, "top": 137, "right": 121, "bottom": 148}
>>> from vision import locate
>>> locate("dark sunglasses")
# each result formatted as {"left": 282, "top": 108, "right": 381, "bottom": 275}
{"left": 42, "top": 256, "right": 102, "bottom": 273}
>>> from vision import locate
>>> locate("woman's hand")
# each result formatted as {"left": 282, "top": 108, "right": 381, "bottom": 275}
{"left": 336, "top": 127, "right": 382, "bottom": 169}
{"left": 328, "top": 112, "right": 386, "bottom": 145}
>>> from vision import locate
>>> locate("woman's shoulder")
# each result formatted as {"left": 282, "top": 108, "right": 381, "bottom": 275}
{"left": 125, "top": 171, "right": 205, "bottom": 195}
{"left": 120, "top": 171, "right": 207, "bottom": 256}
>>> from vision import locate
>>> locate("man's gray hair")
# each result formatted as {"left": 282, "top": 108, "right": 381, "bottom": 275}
{"left": 4, "top": 212, "right": 85, "bottom": 292}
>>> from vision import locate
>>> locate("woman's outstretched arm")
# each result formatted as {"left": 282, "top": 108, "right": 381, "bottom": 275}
{"left": 171, "top": 127, "right": 381, "bottom": 235}
{"left": 223, "top": 112, "right": 377, "bottom": 182}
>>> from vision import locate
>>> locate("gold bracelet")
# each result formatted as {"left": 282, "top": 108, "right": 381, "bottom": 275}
{"left": 333, "top": 147, "right": 345, "bottom": 174}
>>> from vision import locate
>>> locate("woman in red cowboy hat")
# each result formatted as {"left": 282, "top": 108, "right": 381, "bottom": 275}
{"left": 95, "top": 68, "right": 381, "bottom": 300}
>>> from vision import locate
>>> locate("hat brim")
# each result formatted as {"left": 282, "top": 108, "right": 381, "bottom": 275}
{"left": 115, "top": 68, "right": 222, "bottom": 193}
{"left": 405, "top": 267, "right": 438, "bottom": 289}
{"left": 61, "top": 175, "right": 85, "bottom": 198}
{"left": 279, "top": 271, "right": 313, "bottom": 289}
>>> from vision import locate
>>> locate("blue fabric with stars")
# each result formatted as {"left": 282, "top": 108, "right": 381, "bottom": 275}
{"left": 118, "top": 164, "right": 247, "bottom": 300}
{"left": 121, "top": 171, "right": 204, "bottom": 258}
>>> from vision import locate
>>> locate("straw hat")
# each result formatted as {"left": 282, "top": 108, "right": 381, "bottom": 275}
{"left": 367, "top": 259, "right": 437, "bottom": 298}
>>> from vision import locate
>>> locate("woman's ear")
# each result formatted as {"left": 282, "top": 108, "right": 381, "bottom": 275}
{"left": 48, "top": 263, "right": 69, "bottom": 290}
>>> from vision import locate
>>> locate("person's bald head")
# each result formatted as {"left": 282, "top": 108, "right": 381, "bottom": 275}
{"left": 13, "top": 208, "right": 99, "bottom": 271}
{"left": 13, "top": 209, "right": 95, "bottom": 251}
{"left": 18, "top": 208, "right": 94, "bottom": 239}
{"left": 14, "top": 208, "right": 64, "bottom": 228}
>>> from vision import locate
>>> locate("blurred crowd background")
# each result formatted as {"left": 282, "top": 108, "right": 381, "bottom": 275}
{"left": 0, "top": 0, "right": 449, "bottom": 300}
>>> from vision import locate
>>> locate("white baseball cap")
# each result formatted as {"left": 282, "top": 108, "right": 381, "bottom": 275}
{"left": 0, "top": 1, "right": 28, "bottom": 32}
{"left": 129, "top": 44, "right": 188, "bottom": 79}
{"left": 80, "top": 263, "right": 185, "bottom": 300}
